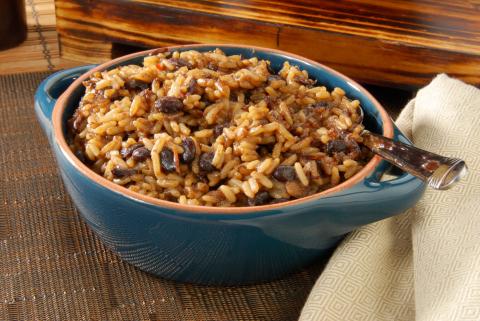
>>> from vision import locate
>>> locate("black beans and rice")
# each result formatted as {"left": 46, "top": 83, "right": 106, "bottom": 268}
{"left": 68, "top": 49, "right": 372, "bottom": 207}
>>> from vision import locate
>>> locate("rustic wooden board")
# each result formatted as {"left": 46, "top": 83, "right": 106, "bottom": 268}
{"left": 54, "top": 0, "right": 480, "bottom": 87}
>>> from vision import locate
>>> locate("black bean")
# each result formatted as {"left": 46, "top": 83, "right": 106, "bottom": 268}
{"left": 213, "top": 123, "right": 227, "bottom": 138}
{"left": 270, "top": 197, "right": 290, "bottom": 204}
{"left": 187, "top": 78, "right": 197, "bottom": 95}
{"left": 268, "top": 74, "right": 282, "bottom": 82}
{"left": 199, "top": 152, "right": 216, "bottom": 173}
{"left": 154, "top": 96, "right": 184, "bottom": 114}
{"left": 181, "top": 138, "right": 196, "bottom": 164}
{"left": 160, "top": 148, "right": 176, "bottom": 172}
{"left": 125, "top": 79, "right": 150, "bottom": 90}
{"left": 312, "top": 101, "right": 331, "bottom": 109}
{"left": 326, "top": 139, "right": 348, "bottom": 156}
{"left": 121, "top": 143, "right": 144, "bottom": 159}
{"left": 273, "top": 165, "right": 297, "bottom": 182}
{"left": 168, "top": 58, "right": 193, "bottom": 69}
{"left": 112, "top": 167, "right": 137, "bottom": 178}
{"left": 131, "top": 147, "right": 151, "bottom": 162}
{"left": 207, "top": 62, "right": 219, "bottom": 71}
{"left": 248, "top": 191, "right": 271, "bottom": 206}
{"left": 294, "top": 75, "right": 316, "bottom": 86}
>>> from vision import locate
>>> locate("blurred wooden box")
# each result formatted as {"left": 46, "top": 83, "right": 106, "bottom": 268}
{"left": 54, "top": 0, "right": 480, "bottom": 87}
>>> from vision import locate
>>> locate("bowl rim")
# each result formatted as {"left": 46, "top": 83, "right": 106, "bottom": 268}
{"left": 52, "top": 44, "right": 393, "bottom": 214}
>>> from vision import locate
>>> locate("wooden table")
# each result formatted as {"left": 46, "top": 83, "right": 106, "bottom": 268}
{"left": 54, "top": 0, "right": 480, "bottom": 88}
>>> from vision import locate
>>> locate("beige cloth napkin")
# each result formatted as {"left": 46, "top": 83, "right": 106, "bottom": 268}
{"left": 299, "top": 74, "right": 480, "bottom": 321}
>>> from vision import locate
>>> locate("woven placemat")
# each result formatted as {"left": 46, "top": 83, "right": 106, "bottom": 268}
{"left": 0, "top": 72, "right": 326, "bottom": 321}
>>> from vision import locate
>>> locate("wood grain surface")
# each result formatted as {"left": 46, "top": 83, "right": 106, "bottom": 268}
{"left": 54, "top": 0, "right": 480, "bottom": 87}
{"left": 0, "top": 0, "right": 78, "bottom": 75}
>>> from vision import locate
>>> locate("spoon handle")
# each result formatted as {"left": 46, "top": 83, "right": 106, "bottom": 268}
{"left": 362, "top": 131, "right": 467, "bottom": 190}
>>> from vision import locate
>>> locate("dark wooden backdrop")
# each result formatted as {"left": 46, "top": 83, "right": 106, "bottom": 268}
{"left": 55, "top": 0, "right": 480, "bottom": 88}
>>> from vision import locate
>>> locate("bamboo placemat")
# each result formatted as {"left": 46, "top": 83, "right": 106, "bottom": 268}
{"left": 0, "top": 72, "right": 325, "bottom": 321}
{"left": 0, "top": 0, "right": 79, "bottom": 75}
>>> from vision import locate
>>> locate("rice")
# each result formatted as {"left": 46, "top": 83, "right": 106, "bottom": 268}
{"left": 68, "top": 48, "right": 372, "bottom": 207}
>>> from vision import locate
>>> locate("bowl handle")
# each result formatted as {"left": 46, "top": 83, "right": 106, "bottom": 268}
{"left": 34, "top": 65, "right": 97, "bottom": 139}
{"left": 365, "top": 123, "right": 413, "bottom": 181}
{"left": 352, "top": 124, "right": 426, "bottom": 225}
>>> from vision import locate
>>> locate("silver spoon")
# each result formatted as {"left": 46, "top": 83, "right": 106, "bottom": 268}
{"left": 358, "top": 108, "right": 467, "bottom": 190}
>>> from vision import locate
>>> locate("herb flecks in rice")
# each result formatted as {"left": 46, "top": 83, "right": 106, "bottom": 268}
{"left": 68, "top": 49, "right": 371, "bottom": 207}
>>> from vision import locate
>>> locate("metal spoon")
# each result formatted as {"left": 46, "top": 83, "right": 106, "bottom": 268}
{"left": 358, "top": 108, "right": 467, "bottom": 190}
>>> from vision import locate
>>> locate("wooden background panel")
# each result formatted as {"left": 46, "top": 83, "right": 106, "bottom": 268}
{"left": 139, "top": 0, "right": 480, "bottom": 53}
{"left": 279, "top": 26, "right": 480, "bottom": 87}
{"left": 55, "top": 0, "right": 480, "bottom": 87}
{"left": 56, "top": 0, "right": 279, "bottom": 46}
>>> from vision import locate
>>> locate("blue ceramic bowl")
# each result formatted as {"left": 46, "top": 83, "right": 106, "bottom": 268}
{"left": 35, "top": 44, "right": 425, "bottom": 285}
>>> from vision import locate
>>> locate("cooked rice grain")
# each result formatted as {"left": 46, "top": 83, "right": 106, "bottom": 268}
{"left": 68, "top": 48, "right": 372, "bottom": 207}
